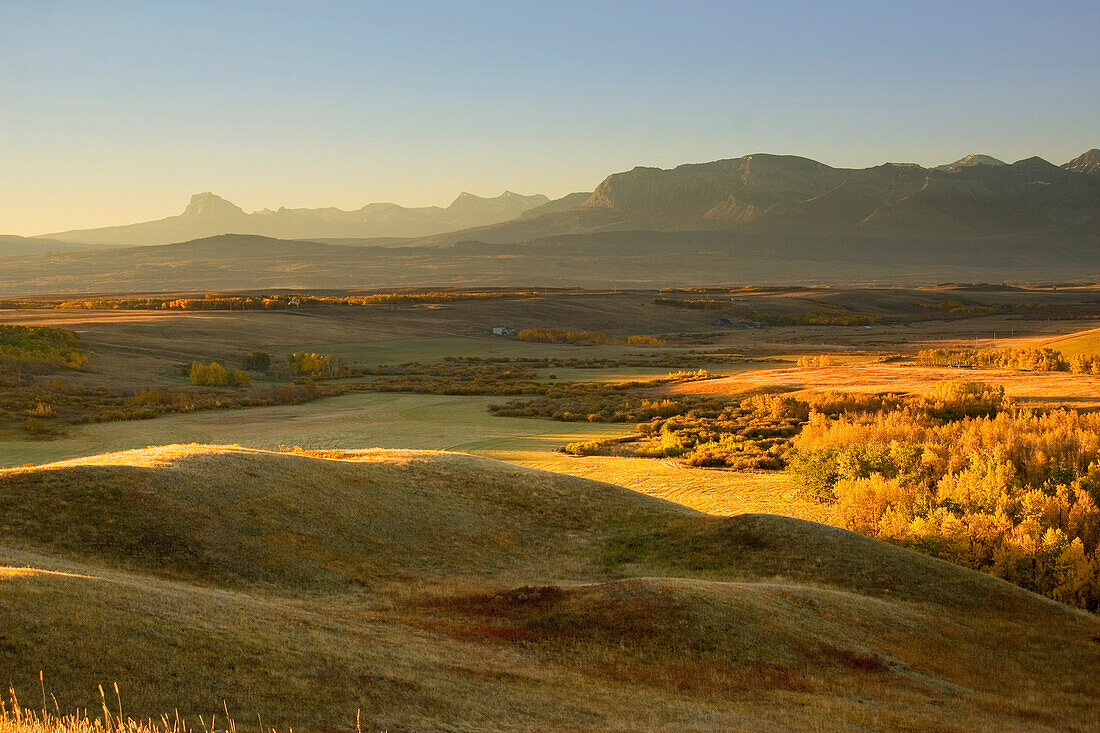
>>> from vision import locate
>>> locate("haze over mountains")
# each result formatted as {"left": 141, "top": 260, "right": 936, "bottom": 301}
{"left": 3, "top": 148, "right": 1098, "bottom": 293}
{"left": 25, "top": 149, "right": 1099, "bottom": 249}
{"left": 40, "top": 190, "right": 552, "bottom": 246}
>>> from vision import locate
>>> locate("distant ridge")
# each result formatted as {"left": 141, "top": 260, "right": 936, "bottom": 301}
{"left": 38, "top": 190, "right": 550, "bottom": 246}
{"left": 0, "top": 235, "right": 99, "bottom": 257}
{"left": 416, "top": 148, "right": 1100, "bottom": 245}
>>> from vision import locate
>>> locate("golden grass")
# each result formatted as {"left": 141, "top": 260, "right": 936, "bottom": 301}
{"left": 2, "top": 445, "right": 1099, "bottom": 731}
{"left": 1042, "top": 326, "right": 1100, "bottom": 357}
{"left": 665, "top": 362, "right": 1100, "bottom": 408}
{"left": 489, "top": 450, "right": 823, "bottom": 520}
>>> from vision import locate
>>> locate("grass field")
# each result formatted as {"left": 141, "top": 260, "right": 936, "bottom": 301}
{"left": 492, "top": 450, "right": 821, "bottom": 520}
{"left": 2, "top": 445, "right": 1097, "bottom": 732}
{"left": 0, "top": 393, "right": 632, "bottom": 468}
{"left": 0, "top": 391, "right": 822, "bottom": 523}
{"left": 665, "top": 361, "right": 1100, "bottom": 408}
{"left": 1043, "top": 327, "right": 1100, "bottom": 357}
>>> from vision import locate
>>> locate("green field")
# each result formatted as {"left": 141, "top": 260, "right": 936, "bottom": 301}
{"left": 0, "top": 393, "right": 632, "bottom": 468}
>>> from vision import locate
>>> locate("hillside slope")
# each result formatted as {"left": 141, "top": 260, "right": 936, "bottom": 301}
{"left": 2, "top": 445, "right": 1098, "bottom": 731}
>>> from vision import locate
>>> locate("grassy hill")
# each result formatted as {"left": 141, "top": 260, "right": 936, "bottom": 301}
{"left": 2, "top": 445, "right": 1098, "bottom": 731}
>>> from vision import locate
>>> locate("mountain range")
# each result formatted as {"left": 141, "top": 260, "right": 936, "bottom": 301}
{"left": 24, "top": 149, "right": 1100, "bottom": 250}
{"left": 3, "top": 148, "right": 1098, "bottom": 292}
{"left": 39, "top": 190, "right": 552, "bottom": 246}
{"left": 415, "top": 148, "right": 1100, "bottom": 246}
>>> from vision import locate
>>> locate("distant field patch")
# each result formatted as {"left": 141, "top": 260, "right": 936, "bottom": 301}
{"left": 664, "top": 362, "right": 1100, "bottom": 409}
{"left": 1043, "top": 327, "right": 1100, "bottom": 357}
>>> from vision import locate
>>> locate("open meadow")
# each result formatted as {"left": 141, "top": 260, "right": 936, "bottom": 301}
{"left": 7, "top": 8, "right": 1100, "bottom": 730}
{"left": 4, "top": 286, "right": 1100, "bottom": 731}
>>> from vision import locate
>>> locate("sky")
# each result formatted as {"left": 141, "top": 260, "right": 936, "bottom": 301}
{"left": 1, "top": 0, "right": 1098, "bottom": 236}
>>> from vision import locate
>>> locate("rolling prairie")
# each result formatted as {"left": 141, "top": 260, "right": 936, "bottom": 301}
{"left": 2, "top": 445, "right": 1097, "bottom": 732}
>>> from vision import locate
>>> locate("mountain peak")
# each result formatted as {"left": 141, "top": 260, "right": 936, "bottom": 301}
{"left": 449, "top": 191, "right": 483, "bottom": 206}
{"left": 446, "top": 191, "right": 548, "bottom": 211}
{"left": 182, "top": 192, "right": 244, "bottom": 217}
{"left": 940, "top": 154, "right": 1007, "bottom": 171}
{"left": 1064, "top": 149, "right": 1100, "bottom": 175}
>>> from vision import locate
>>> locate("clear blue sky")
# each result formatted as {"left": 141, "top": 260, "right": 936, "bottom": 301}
{"left": 2, "top": 0, "right": 1097, "bottom": 234}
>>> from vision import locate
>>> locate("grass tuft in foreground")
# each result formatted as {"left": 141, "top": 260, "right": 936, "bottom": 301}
{"left": 1, "top": 686, "right": 377, "bottom": 733}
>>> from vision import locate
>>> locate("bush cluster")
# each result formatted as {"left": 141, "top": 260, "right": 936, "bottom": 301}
{"left": 515, "top": 329, "right": 662, "bottom": 346}
{"left": 0, "top": 325, "right": 87, "bottom": 374}
{"left": 788, "top": 382, "right": 1100, "bottom": 610}
{"left": 188, "top": 362, "right": 251, "bottom": 387}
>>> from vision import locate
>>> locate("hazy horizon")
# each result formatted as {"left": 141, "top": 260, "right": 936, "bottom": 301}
{"left": 3, "top": 0, "right": 1099, "bottom": 235}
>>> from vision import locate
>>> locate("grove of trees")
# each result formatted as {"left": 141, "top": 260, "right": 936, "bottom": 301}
{"left": 789, "top": 381, "right": 1100, "bottom": 610}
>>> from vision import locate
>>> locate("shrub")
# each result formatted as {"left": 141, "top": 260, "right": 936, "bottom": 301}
{"left": 244, "top": 351, "right": 272, "bottom": 371}
{"left": 0, "top": 324, "right": 87, "bottom": 374}
{"left": 797, "top": 354, "right": 835, "bottom": 368}
{"left": 189, "top": 361, "right": 229, "bottom": 386}
{"left": 23, "top": 417, "right": 48, "bottom": 434}
{"left": 228, "top": 369, "right": 252, "bottom": 387}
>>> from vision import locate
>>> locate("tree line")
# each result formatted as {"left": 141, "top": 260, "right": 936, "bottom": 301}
{"left": 917, "top": 346, "right": 1100, "bottom": 374}
{"left": 789, "top": 381, "right": 1100, "bottom": 610}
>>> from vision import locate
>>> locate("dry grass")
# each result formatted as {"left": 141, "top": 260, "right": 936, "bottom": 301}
{"left": 3, "top": 289, "right": 1100, "bottom": 729}
{"left": 665, "top": 361, "right": 1100, "bottom": 408}
{"left": 1043, "top": 326, "right": 1100, "bottom": 357}
{"left": 489, "top": 450, "right": 823, "bottom": 520}
{"left": 0, "top": 686, "right": 257, "bottom": 733}
{"left": 2, "top": 445, "right": 1100, "bottom": 731}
